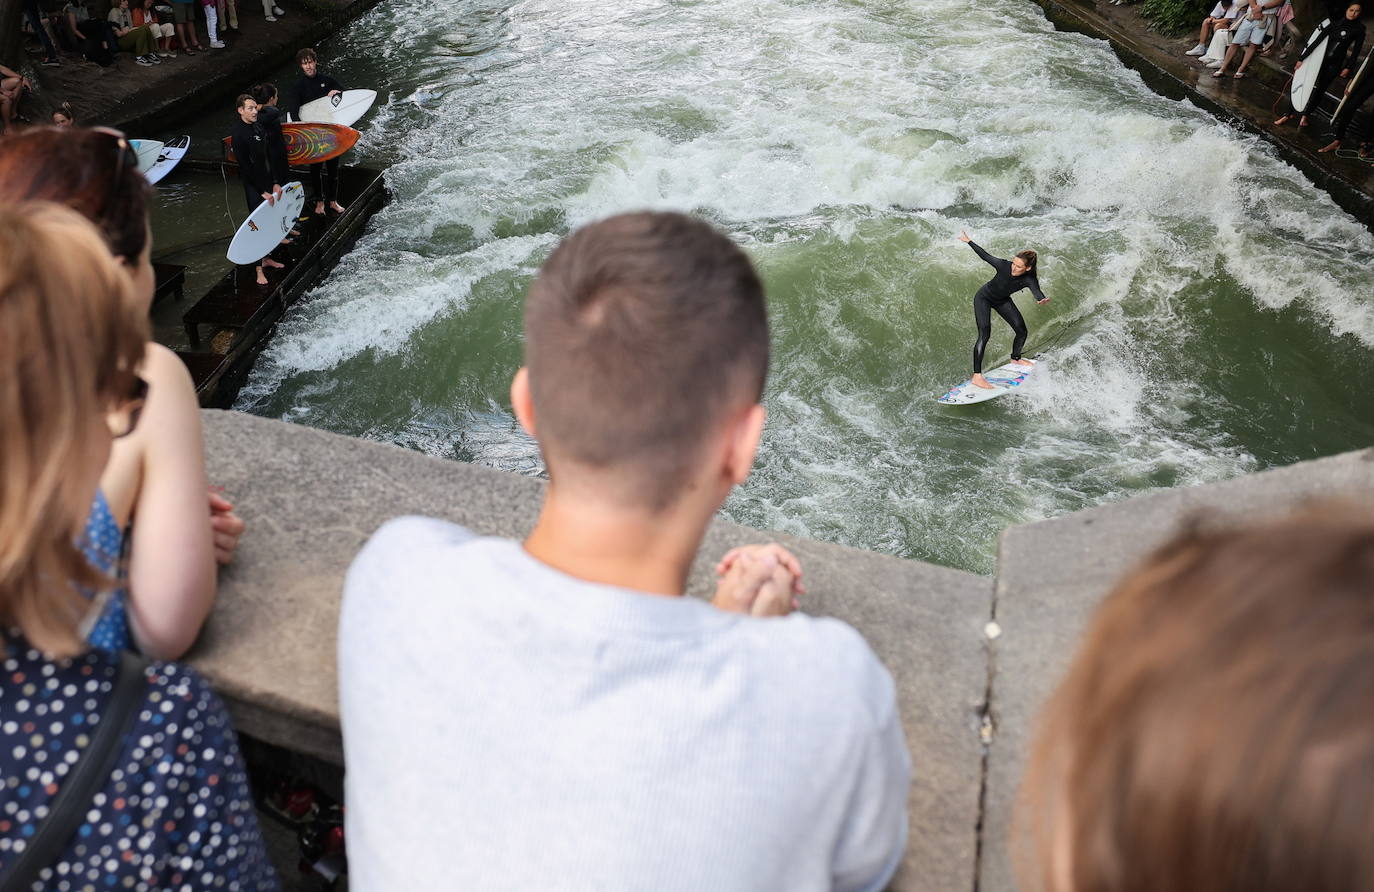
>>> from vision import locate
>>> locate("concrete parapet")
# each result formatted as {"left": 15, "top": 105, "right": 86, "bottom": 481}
{"left": 193, "top": 409, "right": 992, "bottom": 892}
{"left": 978, "top": 447, "right": 1374, "bottom": 892}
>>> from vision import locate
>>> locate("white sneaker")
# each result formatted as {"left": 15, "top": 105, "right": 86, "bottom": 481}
{"left": 210, "top": 39, "right": 225, "bottom": 47}
{"left": 264, "top": 14, "right": 276, "bottom": 20}
{"left": 272, "top": 5, "right": 284, "bottom": 13}
{"left": 1185, "top": 44, "right": 1207, "bottom": 55}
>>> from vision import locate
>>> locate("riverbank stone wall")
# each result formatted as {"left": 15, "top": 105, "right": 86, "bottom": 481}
{"left": 192, "top": 409, "right": 1374, "bottom": 891}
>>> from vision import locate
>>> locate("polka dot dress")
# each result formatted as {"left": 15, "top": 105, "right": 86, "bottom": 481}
{"left": 79, "top": 492, "right": 131, "bottom": 654}
{"left": 0, "top": 637, "right": 279, "bottom": 890}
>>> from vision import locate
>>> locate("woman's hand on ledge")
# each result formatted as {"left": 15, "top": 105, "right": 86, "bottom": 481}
{"left": 210, "top": 488, "right": 246, "bottom": 566}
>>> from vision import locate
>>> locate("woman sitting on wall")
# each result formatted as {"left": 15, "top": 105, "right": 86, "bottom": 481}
{"left": 1017, "top": 505, "right": 1374, "bottom": 892}
{"left": 0, "top": 200, "right": 278, "bottom": 889}
{"left": 0, "top": 127, "right": 245, "bottom": 660}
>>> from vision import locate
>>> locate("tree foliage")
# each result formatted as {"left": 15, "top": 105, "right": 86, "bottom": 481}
{"left": 1141, "top": 0, "right": 1204, "bottom": 35}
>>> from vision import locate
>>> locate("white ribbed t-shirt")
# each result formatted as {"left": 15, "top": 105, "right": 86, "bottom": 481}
{"left": 339, "top": 516, "right": 911, "bottom": 891}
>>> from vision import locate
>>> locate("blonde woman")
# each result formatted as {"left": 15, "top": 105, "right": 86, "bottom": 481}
{"left": 0, "top": 201, "right": 277, "bottom": 888}
{"left": 1018, "top": 506, "right": 1374, "bottom": 892}
{"left": 0, "top": 126, "right": 245, "bottom": 660}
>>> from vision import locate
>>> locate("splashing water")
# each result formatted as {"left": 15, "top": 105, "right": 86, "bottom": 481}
{"left": 235, "top": 0, "right": 1374, "bottom": 573}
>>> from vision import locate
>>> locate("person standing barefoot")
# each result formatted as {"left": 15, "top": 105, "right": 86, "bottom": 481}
{"left": 957, "top": 230, "right": 1049, "bottom": 389}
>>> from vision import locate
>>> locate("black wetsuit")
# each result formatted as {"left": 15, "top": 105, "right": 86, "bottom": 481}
{"left": 258, "top": 104, "right": 291, "bottom": 188}
{"left": 1294, "top": 15, "right": 1365, "bottom": 115}
{"left": 230, "top": 118, "right": 273, "bottom": 212}
{"left": 286, "top": 71, "right": 346, "bottom": 206}
{"left": 1332, "top": 54, "right": 1374, "bottom": 139}
{"left": 967, "top": 241, "right": 1045, "bottom": 374}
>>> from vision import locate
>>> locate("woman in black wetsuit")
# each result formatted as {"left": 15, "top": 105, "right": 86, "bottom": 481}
{"left": 957, "top": 230, "right": 1050, "bottom": 389}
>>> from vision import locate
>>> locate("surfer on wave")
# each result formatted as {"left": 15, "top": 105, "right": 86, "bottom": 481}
{"left": 957, "top": 230, "right": 1049, "bottom": 390}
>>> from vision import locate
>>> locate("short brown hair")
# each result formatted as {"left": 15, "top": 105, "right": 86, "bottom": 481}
{"left": 524, "top": 212, "right": 768, "bottom": 508}
{"left": 296, "top": 47, "right": 317, "bottom": 64}
{"left": 0, "top": 203, "right": 149, "bottom": 658}
{"left": 1015, "top": 249, "right": 1037, "bottom": 273}
{"left": 0, "top": 127, "right": 151, "bottom": 265}
{"left": 236, "top": 93, "right": 255, "bottom": 110}
{"left": 1018, "top": 504, "right": 1374, "bottom": 892}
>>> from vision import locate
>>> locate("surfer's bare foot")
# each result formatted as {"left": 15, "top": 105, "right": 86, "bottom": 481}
{"left": 1319, "top": 139, "right": 1341, "bottom": 153}
{"left": 1010, "top": 358, "right": 1035, "bottom": 366}
{"left": 328, "top": 201, "right": 346, "bottom": 213}
{"left": 1274, "top": 114, "right": 1292, "bottom": 126}
{"left": 262, "top": 257, "right": 286, "bottom": 269}
{"left": 255, "top": 268, "right": 269, "bottom": 286}
{"left": 971, "top": 373, "right": 996, "bottom": 389}
{"left": 314, "top": 202, "right": 326, "bottom": 216}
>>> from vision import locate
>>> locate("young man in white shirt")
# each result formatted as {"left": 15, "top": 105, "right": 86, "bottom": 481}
{"left": 339, "top": 211, "right": 911, "bottom": 891}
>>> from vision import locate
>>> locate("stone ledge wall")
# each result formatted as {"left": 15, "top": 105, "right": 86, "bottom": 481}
{"left": 190, "top": 409, "right": 1373, "bottom": 892}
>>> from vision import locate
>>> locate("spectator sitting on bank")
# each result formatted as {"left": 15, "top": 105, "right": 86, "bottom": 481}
{"left": 51, "top": 101, "right": 75, "bottom": 125}
{"left": 1264, "top": 0, "right": 1303, "bottom": 57}
{"left": 1275, "top": 2, "right": 1365, "bottom": 127}
{"left": 168, "top": 0, "right": 203, "bottom": 54}
{"left": 339, "top": 211, "right": 912, "bottom": 890}
{"left": 0, "top": 200, "right": 279, "bottom": 891}
{"left": 1017, "top": 504, "right": 1374, "bottom": 892}
{"left": 1213, "top": 0, "right": 1283, "bottom": 76}
{"left": 0, "top": 64, "right": 32, "bottom": 133}
{"left": 108, "top": 0, "right": 161, "bottom": 66}
{"left": 1186, "top": 0, "right": 1241, "bottom": 56}
{"left": 0, "top": 126, "right": 247, "bottom": 659}
{"left": 133, "top": 0, "right": 176, "bottom": 58}
{"left": 63, "top": 0, "right": 121, "bottom": 65}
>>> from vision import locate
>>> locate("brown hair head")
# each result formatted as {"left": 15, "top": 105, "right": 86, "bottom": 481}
{"left": 1018, "top": 504, "right": 1374, "bottom": 892}
{"left": 0, "top": 202, "right": 149, "bottom": 658}
{"left": 1015, "top": 249, "right": 1038, "bottom": 273}
{"left": 236, "top": 93, "right": 255, "bottom": 110}
{"left": 0, "top": 127, "right": 150, "bottom": 265}
{"left": 523, "top": 211, "right": 769, "bottom": 509}
{"left": 296, "top": 47, "right": 317, "bottom": 65}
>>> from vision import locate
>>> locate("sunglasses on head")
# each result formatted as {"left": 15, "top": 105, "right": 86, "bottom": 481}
{"left": 88, "top": 126, "right": 141, "bottom": 209}
{"left": 109, "top": 375, "right": 148, "bottom": 439}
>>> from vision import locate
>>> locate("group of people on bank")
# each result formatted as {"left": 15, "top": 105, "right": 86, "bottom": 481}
{"left": 1186, "top": 0, "right": 1374, "bottom": 155}
{"left": 3, "top": 105, "right": 1374, "bottom": 888}
{"left": 230, "top": 47, "right": 348, "bottom": 285}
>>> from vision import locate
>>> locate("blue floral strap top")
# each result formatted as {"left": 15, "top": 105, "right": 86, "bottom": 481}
{"left": 79, "top": 490, "right": 132, "bottom": 652}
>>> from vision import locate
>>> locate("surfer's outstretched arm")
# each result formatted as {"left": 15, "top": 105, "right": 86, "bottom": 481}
{"left": 959, "top": 232, "right": 1002, "bottom": 269}
{"left": 1028, "top": 275, "right": 1050, "bottom": 304}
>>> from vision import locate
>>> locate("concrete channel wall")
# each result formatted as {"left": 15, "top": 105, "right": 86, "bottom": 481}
{"left": 189, "top": 409, "right": 1373, "bottom": 891}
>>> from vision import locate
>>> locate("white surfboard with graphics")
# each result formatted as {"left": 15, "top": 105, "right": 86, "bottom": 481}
{"left": 226, "top": 181, "right": 305, "bottom": 265}
{"left": 129, "top": 139, "right": 165, "bottom": 178}
{"left": 936, "top": 357, "right": 1043, "bottom": 406}
{"left": 298, "top": 89, "right": 378, "bottom": 128}
{"left": 145, "top": 135, "right": 190, "bottom": 185}
{"left": 1291, "top": 20, "right": 1332, "bottom": 115}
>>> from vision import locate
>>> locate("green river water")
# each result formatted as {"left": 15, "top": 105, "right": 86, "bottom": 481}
{"left": 164, "top": 0, "right": 1374, "bottom": 574}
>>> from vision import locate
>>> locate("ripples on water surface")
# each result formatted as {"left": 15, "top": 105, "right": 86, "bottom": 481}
{"left": 235, "top": 0, "right": 1374, "bottom": 573}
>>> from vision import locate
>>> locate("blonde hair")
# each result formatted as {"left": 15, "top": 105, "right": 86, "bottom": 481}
{"left": 1018, "top": 505, "right": 1374, "bottom": 892}
{"left": 0, "top": 202, "right": 149, "bottom": 657}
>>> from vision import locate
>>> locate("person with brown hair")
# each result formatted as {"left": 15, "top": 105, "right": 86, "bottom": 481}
{"left": 1017, "top": 505, "right": 1374, "bottom": 892}
{"left": 286, "top": 47, "right": 348, "bottom": 217}
{"left": 957, "top": 230, "right": 1049, "bottom": 389}
{"left": 0, "top": 200, "right": 277, "bottom": 889}
{"left": 339, "top": 211, "right": 911, "bottom": 890}
{"left": 0, "top": 126, "right": 245, "bottom": 659}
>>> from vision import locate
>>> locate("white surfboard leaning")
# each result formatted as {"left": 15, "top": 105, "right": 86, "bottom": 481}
{"left": 226, "top": 181, "right": 306, "bottom": 265}
{"left": 129, "top": 139, "right": 165, "bottom": 178}
{"left": 936, "top": 358, "right": 1043, "bottom": 406}
{"left": 1291, "top": 20, "right": 1332, "bottom": 114}
{"left": 298, "top": 89, "right": 378, "bottom": 128}
{"left": 145, "top": 135, "right": 190, "bottom": 185}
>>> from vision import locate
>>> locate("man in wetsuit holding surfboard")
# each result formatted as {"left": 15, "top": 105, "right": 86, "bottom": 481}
{"left": 231, "top": 94, "right": 287, "bottom": 285}
{"left": 286, "top": 47, "right": 348, "bottom": 218}
{"left": 957, "top": 230, "right": 1049, "bottom": 390}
